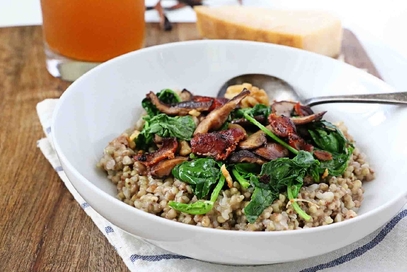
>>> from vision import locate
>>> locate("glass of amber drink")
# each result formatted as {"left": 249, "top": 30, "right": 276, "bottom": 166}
{"left": 40, "top": 0, "right": 145, "bottom": 81}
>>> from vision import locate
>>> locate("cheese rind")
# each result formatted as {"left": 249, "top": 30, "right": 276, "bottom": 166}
{"left": 194, "top": 6, "right": 343, "bottom": 57}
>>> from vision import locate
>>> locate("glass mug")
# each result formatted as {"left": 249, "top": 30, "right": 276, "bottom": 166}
{"left": 40, "top": 0, "right": 145, "bottom": 81}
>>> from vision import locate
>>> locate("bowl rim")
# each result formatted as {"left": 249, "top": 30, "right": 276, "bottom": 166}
{"left": 52, "top": 39, "right": 407, "bottom": 237}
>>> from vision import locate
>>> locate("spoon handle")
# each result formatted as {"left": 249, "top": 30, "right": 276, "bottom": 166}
{"left": 304, "top": 92, "right": 407, "bottom": 107}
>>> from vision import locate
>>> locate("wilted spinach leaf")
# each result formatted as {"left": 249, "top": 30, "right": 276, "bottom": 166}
{"left": 230, "top": 163, "right": 261, "bottom": 189}
{"left": 168, "top": 176, "right": 225, "bottom": 215}
{"left": 292, "top": 150, "right": 321, "bottom": 182}
{"left": 260, "top": 150, "right": 319, "bottom": 189}
{"left": 244, "top": 151, "right": 319, "bottom": 223}
{"left": 308, "top": 120, "right": 354, "bottom": 176}
{"left": 234, "top": 103, "right": 271, "bottom": 120}
{"left": 308, "top": 120, "right": 348, "bottom": 154}
{"left": 136, "top": 113, "right": 195, "bottom": 150}
{"left": 135, "top": 120, "right": 153, "bottom": 151}
{"left": 158, "top": 89, "right": 181, "bottom": 104}
{"left": 168, "top": 200, "right": 214, "bottom": 215}
{"left": 172, "top": 158, "right": 221, "bottom": 199}
{"left": 244, "top": 179, "right": 277, "bottom": 223}
{"left": 319, "top": 146, "right": 354, "bottom": 176}
{"left": 142, "top": 89, "right": 181, "bottom": 116}
{"left": 148, "top": 114, "right": 195, "bottom": 140}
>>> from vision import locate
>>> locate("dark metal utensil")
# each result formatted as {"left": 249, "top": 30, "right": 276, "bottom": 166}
{"left": 146, "top": 2, "right": 172, "bottom": 31}
{"left": 218, "top": 73, "right": 407, "bottom": 106}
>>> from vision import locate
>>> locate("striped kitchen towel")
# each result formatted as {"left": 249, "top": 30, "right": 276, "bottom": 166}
{"left": 37, "top": 99, "right": 407, "bottom": 272}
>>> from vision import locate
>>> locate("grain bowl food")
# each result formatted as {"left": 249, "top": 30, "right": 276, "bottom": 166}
{"left": 97, "top": 83, "right": 375, "bottom": 231}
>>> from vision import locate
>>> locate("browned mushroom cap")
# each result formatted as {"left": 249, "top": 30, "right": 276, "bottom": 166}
{"left": 150, "top": 156, "right": 189, "bottom": 178}
{"left": 313, "top": 150, "right": 333, "bottom": 161}
{"left": 294, "top": 102, "right": 314, "bottom": 116}
{"left": 290, "top": 111, "right": 327, "bottom": 125}
{"left": 239, "top": 130, "right": 267, "bottom": 150}
{"left": 191, "top": 128, "right": 246, "bottom": 161}
{"left": 271, "top": 101, "right": 295, "bottom": 117}
{"left": 231, "top": 116, "right": 267, "bottom": 126}
{"left": 287, "top": 133, "right": 314, "bottom": 152}
{"left": 228, "top": 123, "right": 247, "bottom": 136}
{"left": 194, "top": 89, "right": 250, "bottom": 135}
{"left": 180, "top": 88, "right": 193, "bottom": 101}
{"left": 253, "top": 142, "right": 289, "bottom": 160}
{"left": 272, "top": 101, "right": 314, "bottom": 117}
{"left": 267, "top": 114, "right": 296, "bottom": 138}
{"left": 134, "top": 137, "right": 178, "bottom": 167}
{"left": 228, "top": 150, "right": 266, "bottom": 164}
{"left": 146, "top": 91, "right": 213, "bottom": 116}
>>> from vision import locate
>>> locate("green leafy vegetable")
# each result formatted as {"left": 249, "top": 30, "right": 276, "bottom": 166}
{"left": 259, "top": 151, "right": 319, "bottom": 193}
{"left": 308, "top": 120, "right": 348, "bottom": 153}
{"left": 319, "top": 146, "right": 354, "bottom": 176}
{"left": 168, "top": 200, "right": 213, "bottom": 215}
{"left": 231, "top": 163, "right": 261, "bottom": 189}
{"left": 158, "top": 89, "right": 181, "bottom": 104}
{"left": 231, "top": 169, "right": 250, "bottom": 189}
{"left": 136, "top": 113, "right": 195, "bottom": 150}
{"left": 244, "top": 176, "right": 277, "bottom": 223}
{"left": 168, "top": 176, "right": 225, "bottom": 215}
{"left": 172, "top": 158, "right": 221, "bottom": 199}
{"left": 225, "top": 104, "right": 271, "bottom": 131}
{"left": 292, "top": 150, "right": 321, "bottom": 183}
{"left": 244, "top": 151, "right": 319, "bottom": 223}
{"left": 287, "top": 182, "right": 311, "bottom": 221}
{"left": 148, "top": 114, "right": 195, "bottom": 139}
{"left": 235, "top": 104, "right": 271, "bottom": 119}
{"left": 308, "top": 120, "right": 354, "bottom": 176}
{"left": 135, "top": 120, "right": 154, "bottom": 150}
{"left": 142, "top": 89, "right": 181, "bottom": 116}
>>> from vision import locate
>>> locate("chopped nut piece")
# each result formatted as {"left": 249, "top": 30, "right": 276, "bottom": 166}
{"left": 179, "top": 140, "right": 192, "bottom": 156}
{"left": 221, "top": 164, "right": 233, "bottom": 188}
{"left": 129, "top": 130, "right": 140, "bottom": 142}
{"left": 225, "top": 83, "right": 269, "bottom": 107}
{"left": 188, "top": 109, "right": 201, "bottom": 117}
{"left": 322, "top": 168, "right": 329, "bottom": 179}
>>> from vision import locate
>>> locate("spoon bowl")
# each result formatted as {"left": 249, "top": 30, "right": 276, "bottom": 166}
{"left": 218, "top": 73, "right": 407, "bottom": 106}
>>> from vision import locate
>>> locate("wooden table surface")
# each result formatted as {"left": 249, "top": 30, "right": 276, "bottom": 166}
{"left": 0, "top": 23, "right": 379, "bottom": 271}
{"left": 0, "top": 23, "right": 199, "bottom": 272}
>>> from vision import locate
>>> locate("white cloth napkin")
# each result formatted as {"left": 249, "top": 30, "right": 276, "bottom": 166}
{"left": 37, "top": 99, "right": 407, "bottom": 272}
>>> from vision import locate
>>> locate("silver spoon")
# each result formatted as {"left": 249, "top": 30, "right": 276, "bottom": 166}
{"left": 217, "top": 74, "right": 407, "bottom": 106}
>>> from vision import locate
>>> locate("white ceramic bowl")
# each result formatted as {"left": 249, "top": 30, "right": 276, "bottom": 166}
{"left": 52, "top": 40, "right": 407, "bottom": 265}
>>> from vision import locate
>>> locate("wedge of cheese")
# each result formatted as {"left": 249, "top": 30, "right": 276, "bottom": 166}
{"left": 194, "top": 6, "right": 343, "bottom": 57}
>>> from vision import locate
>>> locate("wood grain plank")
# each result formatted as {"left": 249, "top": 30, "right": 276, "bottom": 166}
{"left": 145, "top": 23, "right": 201, "bottom": 47}
{"left": 341, "top": 29, "right": 382, "bottom": 79}
{"left": 0, "top": 26, "right": 128, "bottom": 272}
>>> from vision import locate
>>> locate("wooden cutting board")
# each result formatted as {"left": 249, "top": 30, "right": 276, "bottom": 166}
{"left": 341, "top": 29, "right": 381, "bottom": 79}
{"left": 145, "top": 24, "right": 381, "bottom": 79}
